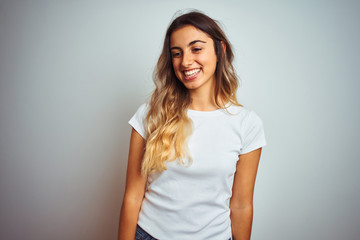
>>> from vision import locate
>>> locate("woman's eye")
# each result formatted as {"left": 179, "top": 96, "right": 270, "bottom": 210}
{"left": 192, "top": 48, "right": 202, "bottom": 52}
{"left": 171, "top": 52, "right": 181, "bottom": 58}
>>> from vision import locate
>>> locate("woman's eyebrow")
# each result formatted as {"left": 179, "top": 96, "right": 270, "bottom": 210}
{"left": 188, "top": 40, "right": 206, "bottom": 46}
{"left": 170, "top": 40, "right": 207, "bottom": 50}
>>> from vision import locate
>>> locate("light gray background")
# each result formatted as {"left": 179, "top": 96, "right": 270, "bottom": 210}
{"left": 1, "top": 0, "right": 359, "bottom": 239}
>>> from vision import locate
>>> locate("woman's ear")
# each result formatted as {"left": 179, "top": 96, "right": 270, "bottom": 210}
{"left": 221, "top": 41, "right": 226, "bottom": 54}
{"left": 217, "top": 41, "right": 227, "bottom": 62}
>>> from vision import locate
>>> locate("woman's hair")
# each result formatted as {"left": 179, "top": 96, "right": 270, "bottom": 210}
{"left": 141, "top": 10, "right": 240, "bottom": 175}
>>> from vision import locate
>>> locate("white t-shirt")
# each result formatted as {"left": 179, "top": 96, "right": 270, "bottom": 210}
{"left": 129, "top": 103, "right": 266, "bottom": 240}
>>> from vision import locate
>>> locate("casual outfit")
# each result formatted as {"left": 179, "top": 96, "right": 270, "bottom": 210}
{"left": 129, "top": 103, "right": 266, "bottom": 240}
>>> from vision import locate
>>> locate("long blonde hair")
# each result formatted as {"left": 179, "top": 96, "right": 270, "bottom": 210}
{"left": 142, "top": 11, "right": 240, "bottom": 175}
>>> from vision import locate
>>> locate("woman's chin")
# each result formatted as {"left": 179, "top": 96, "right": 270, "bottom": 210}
{"left": 183, "top": 82, "right": 200, "bottom": 90}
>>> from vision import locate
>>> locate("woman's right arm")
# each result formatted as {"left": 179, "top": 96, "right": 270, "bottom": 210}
{"left": 118, "top": 128, "right": 147, "bottom": 240}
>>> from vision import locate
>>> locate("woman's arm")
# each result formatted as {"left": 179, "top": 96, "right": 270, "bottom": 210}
{"left": 118, "top": 128, "right": 147, "bottom": 240}
{"left": 230, "top": 148, "right": 262, "bottom": 240}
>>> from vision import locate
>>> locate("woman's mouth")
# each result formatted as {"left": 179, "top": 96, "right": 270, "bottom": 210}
{"left": 183, "top": 68, "right": 201, "bottom": 80}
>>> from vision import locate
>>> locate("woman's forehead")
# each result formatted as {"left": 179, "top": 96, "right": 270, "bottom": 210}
{"left": 170, "top": 25, "right": 212, "bottom": 47}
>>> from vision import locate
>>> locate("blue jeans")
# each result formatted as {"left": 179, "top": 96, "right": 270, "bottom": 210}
{"left": 135, "top": 225, "right": 157, "bottom": 240}
{"left": 135, "top": 224, "right": 232, "bottom": 240}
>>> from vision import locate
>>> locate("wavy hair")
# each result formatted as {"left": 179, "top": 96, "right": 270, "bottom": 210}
{"left": 142, "top": 10, "right": 240, "bottom": 175}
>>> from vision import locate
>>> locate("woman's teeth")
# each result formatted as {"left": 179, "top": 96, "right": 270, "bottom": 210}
{"left": 184, "top": 69, "right": 201, "bottom": 77}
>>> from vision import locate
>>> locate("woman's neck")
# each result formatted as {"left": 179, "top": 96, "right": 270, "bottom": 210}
{"left": 188, "top": 91, "right": 225, "bottom": 111}
{"left": 187, "top": 78, "right": 226, "bottom": 111}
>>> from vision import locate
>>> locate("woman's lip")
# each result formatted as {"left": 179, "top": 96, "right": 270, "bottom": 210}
{"left": 183, "top": 69, "right": 201, "bottom": 80}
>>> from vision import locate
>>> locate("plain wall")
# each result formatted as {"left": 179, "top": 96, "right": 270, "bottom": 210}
{"left": 0, "top": 0, "right": 359, "bottom": 239}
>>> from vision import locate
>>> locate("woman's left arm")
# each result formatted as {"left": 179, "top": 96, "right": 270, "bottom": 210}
{"left": 230, "top": 148, "right": 262, "bottom": 240}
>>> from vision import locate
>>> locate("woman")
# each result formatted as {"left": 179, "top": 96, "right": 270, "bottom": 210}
{"left": 119, "top": 11, "right": 266, "bottom": 240}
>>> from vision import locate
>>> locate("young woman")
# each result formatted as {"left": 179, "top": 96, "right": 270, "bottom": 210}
{"left": 119, "top": 11, "right": 266, "bottom": 240}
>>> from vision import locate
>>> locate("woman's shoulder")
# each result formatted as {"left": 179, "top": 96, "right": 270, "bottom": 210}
{"left": 227, "top": 104, "right": 263, "bottom": 123}
{"left": 227, "top": 104, "right": 251, "bottom": 115}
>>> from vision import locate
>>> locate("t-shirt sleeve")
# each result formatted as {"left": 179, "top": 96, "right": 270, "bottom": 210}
{"left": 128, "top": 103, "right": 148, "bottom": 139}
{"left": 240, "top": 111, "right": 266, "bottom": 155}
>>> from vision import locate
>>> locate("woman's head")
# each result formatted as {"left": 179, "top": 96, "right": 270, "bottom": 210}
{"left": 170, "top": 25, "right": 218, "bottom": 95}
{"left": 156, "top": 11, "right": 239, "bottom": 106}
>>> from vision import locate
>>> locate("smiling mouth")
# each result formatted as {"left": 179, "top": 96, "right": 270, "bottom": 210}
{"left": 183, "top": 68, "right": 201, "bottom": 80}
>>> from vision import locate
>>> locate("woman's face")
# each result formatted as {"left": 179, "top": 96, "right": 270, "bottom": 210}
{"left": 170, "top": 25, "right": 217, "bottom": 94}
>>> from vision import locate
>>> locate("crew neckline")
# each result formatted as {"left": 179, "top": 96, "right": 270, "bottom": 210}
{"left": 187, "top": 104, "right": 234, "bottom": 116}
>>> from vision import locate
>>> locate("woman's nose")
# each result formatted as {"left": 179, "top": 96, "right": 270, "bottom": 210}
{"left": 181, "top": 52, "right": 194, "bottom": 67}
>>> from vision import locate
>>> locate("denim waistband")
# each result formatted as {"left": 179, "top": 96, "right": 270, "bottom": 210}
{"left": 135, "top": 224, "right": 231, "bottom": 240}
{"left": 135, "top": 225, "right": 157, "bottom": 240}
